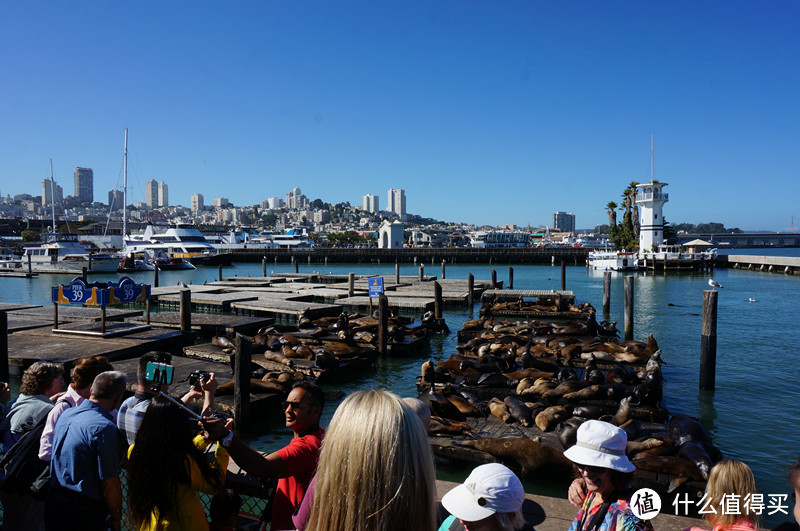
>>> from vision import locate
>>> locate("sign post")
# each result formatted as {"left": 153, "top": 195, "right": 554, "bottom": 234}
{"left": 368, "top": 276, "right": 384, "bottom": 315}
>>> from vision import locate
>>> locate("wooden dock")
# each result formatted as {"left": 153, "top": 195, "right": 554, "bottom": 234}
{"left": 8, "top": 305, "right": 144, "bottom": 323}
{"left": 230, "top": 298, "right": 341, "bottom": 322}
{"left": 126, "top": 312, "right": 274, "bottom": 337}
{"left": 335, "top": 295, "right": 435, "bottom": 312}
{"left": 716, "top": 253, "right": 800, "bottom": 274}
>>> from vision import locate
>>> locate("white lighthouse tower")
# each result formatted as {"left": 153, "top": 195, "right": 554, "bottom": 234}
{"left": 637, "top": 180, "right": 669, "bottom": 252}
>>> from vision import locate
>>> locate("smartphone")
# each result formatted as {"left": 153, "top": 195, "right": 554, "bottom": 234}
{"left": 144, "top": 361, "right": 174, "bottom": 385}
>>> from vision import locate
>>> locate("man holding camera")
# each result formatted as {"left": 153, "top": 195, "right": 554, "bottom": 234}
{"left": 117, "top": 351, "right": 218, "bottom": 445}
{"left": 203, "top": 380, "right": 325, "bottom": 531}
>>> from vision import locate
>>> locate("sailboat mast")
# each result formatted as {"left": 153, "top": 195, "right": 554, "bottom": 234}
{"left": 123, "top": 128, "right": 128, "bottom": 243}
{"left": 49, "top": 158, "right": 56, "bottom": 231}
{"left": 650, "top": 133, "right": 654, "bottom": 183}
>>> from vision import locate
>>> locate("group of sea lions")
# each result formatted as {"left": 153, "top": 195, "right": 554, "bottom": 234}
{"left": 479, "top": 296, "right": 596, "bottom": 318}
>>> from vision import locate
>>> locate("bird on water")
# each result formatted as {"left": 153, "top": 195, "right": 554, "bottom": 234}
{"left": 708, "top": 279, "right": 723, "bottom": 290}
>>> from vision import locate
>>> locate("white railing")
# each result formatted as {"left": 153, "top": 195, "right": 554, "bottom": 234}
{"left": 635, "top": 192, "right": 669, "bottom": 202}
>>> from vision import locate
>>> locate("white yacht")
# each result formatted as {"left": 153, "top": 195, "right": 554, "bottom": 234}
{"left": 586, "top": 250, "right": 640, "bottom": 271}
{"left": 21, "top": 233, "right": 119, "bottom": 273}
{"left": 123, "top": 223, "right": 231, "bottom": 266}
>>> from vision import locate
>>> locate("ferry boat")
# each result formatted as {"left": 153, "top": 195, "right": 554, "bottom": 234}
{"left": 0, "top": 248, "right": 21, "bottom": 269}
{"left": 21, "top": 233, "right": 119, "bottom": 273}
{"left": 123, "top": 223, "right": 232, "bottom": 267}
{"left": 469, "top": 230, "right": 530, "bottom": 248}
{"left": 269, "top": 228, "right": 316, "bottom": 248}
{"left": 586, "top": 250, "right": 640, "bottom": 271}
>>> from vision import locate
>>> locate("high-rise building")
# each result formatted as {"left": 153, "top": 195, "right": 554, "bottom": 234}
{"left": 213, "top": 197, "right": 230, "bottom": 208}
{"left": 42, "top": 179, "right": 63, "bottom": 207}
{"left": 553, "top": 211, "right": 575, "bottom": 233}
{"left": 191, "top": 193, "right": 204, "bottom": 212}
{"left": 267, "top": 197, "right": 284, "bottom": 209}
{"left": 387, "top": 188, "right": 406, "bottom": 221}
{"left": 108, "top": 190, "right": 124, "bottom": 211}
{"left": 362, "top": 194, "right": 379, "bottom": 213}
{"left": 74, "top": 167, "right": 93, "bottom": 203}
{"left": 158, "top": 181, "right": 169, "bottom": 207}
{"left": 145, "top": 179, "right": 159, "bottom": 207}
{"left": 285, "top": 187, "right": 308, "bottom": 210}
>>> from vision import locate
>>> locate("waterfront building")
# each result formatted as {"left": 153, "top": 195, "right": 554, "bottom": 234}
{"left": 158, "top": 181, "right": 169, "bottom": 207}
{"left": 73, "top": 167, "right": 93, "bottom": 203}
{"left": 42, "top": 179, "right": 63, "bottom": 207}
{"left": 145, "top": 179, "right": 159, "bottom": 207}
{"left": 637, "top": 181, "right": 669, "bottom": 252}
{"left": 553, "top": 211, "right": 575, "bottom": 233}
{"left": 387, "top": 188, "right": 406, "bottom": 221}
{"left": 107, "top": 190, "right": 124, "bottom": 211}
{"left": 362, "top": 194, "right": 379, "bottom": 213}
{"left": 191, "top": 193, "right": 204, "bottom": 212}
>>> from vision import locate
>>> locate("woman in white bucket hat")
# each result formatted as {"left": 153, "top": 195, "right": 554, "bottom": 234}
{"left": 563, "top": 420, "right": 653, "bottom": 531}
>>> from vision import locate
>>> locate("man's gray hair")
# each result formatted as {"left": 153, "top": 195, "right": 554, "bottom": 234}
{"left": 91, "top": 370, "right": 126, "bottom": 399}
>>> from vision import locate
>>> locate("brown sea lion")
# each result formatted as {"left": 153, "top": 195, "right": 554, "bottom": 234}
{"left": 612, "top": 396, "right": 632, "bottom": 426}
{"left": 562, "top": 384, "right": 604, "bottom": 401}
{"left": 457, "top": 391, "right": 490, "bottom": 417}
{"left": 263, "top": 351, "right": 295, "bottom": 369}
{"left": 535, "top": 406, "right": 570, "bottom": 432}
{"left": 216, "top": 378, "right": 286, "bottom": 395}
{"left": 421, "top": 359, "right": 435, "bottom": 384}
{"left": 488, "top": 397, "right": 512, "bottom": 423}
{"left": 212, "top": 335, "right": 236, "bottom": 351}
{"left": 530, "top": 378, "right": 558, "bottom": 396}
{"left": 418, "top": 387, "right": 465, "bottom": 421}
{"left": 556, "top": 418, "right": 585, "bottom": 450}
{"left": 503, "top": 396, "right": 534, "bottom": 427}
{"left": 428, "top": 416, "right": 472, "bottom": 436}
{"left": 631, "top": 455, "right": 705, "bottom": 492}
{"left": 669, "top": 414, "right": 721, "bottom": 479}
{"left": 626, "top": 438, "right": 664, "bottom": 457}
{"left": 447, "top": 394, "right": 482, "bottom": 417}
{"left": 571, "top": 405, "right": 603, "bottom": 420}
{"left": 459, "top": 437, "right": 574, "bottom": 478}
{"left": 542, "top": 380, "right": 584, "bottom": 400}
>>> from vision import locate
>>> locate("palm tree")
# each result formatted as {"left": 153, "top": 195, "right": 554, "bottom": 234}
{"left": 628, "top": 180, "right": 640, "bottom": 240}
{"left": 606, "top": 201, "right": 618, "bottom": 228}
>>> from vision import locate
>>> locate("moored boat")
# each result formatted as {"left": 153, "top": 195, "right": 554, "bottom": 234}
{"left": 586, "top": 250, "right": 640, "bottom": 271}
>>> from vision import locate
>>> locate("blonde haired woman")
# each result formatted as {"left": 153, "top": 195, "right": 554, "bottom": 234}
{"left": 305, "top": 389, "right": 437, "bottom": 531}
{"left": 686, "top": 459, "right": 760, "bottom": 531}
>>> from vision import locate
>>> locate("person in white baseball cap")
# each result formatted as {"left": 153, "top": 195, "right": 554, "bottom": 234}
{"left": 563, "top": 420, "right": 653, "bottom": 531}
{"left": 438, "top": 462, "right": 532, "bottom": 531}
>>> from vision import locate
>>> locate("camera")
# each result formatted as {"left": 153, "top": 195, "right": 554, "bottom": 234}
{"left": 188, "top": 370, "right": 211, "bottom": 388}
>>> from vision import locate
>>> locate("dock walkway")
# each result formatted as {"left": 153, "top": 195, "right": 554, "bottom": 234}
{"left": 716, "top": 253, "right": 800, "bottom": 274}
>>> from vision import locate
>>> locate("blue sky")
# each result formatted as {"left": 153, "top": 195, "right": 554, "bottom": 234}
{"left": 1, "top": 1, "right": 798, "bottom": 231}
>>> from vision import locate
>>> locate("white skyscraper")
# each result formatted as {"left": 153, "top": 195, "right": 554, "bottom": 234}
{"left": 42, "top": 179, "right": 63, "bottom": 207}
{"left": 145, "top": 180, "right": 159, "bottom": 207}
{"left": 387, "top": 188, "right": 406, "bottom": 221}
{"left": 158, "top": 181, "right": 169, "bottom": 207}
{"left": 191, "top": 193, "right": 204, "bottom": 212}
{"left": 362, "top": 194, "right": 379, "bottom": 213}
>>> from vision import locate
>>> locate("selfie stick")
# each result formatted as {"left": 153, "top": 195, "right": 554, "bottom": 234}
{"left": 150, "top": 385, "right": 203, "bottom": 420}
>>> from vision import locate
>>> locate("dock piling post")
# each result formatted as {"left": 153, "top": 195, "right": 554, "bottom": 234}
{"left": 395, "top": 262, "right": 400, "bottom": 284}
{"left": 145, "top": 299, "right": 151, "bottom": 325}
{"left": 441, "top": 260, "right": 446, "bottom": 280}
{"left": 180, "top": 288, "right": 192, "bottom": 332}
{"left": 53, "top": 303, "right": 59, "bottom": 330}
{"left": 82, "top": 266, "right": 88, "bottom": 282}
{"left": 348, "top": 273, "right": 355, "bottom": 297}
{"left": 89, "top": 252, "right": 92, "bottom": 272}
{"left": 234, "top": 333, "right": 252, "bottom": 428}
{"left": 419, "top": 265, "right": 424, "bottom": 282}
{"left": 508, "top": 267, "right": 514, "bottom": 290}
{"left": 561, "top": 261, "right": 566, "bottom": 291}
{"left": 262, "top": 257, "right": 267, "bottom": 277}
{"left": 0, "top": 312, "right": 8, "bottom": 383}
{"left": 28, "top": 254, "right": 32, "bottom": 275}
{"left": 434, "top": 281, "right": 443, "bottom": 319}
{"left": 700, "top": 290, "right": 718, "bottom": 391}
{"left": 468, "top": 273, "right": 474, "bottom": 307}
{"left": 624, "top": 276, "right": 634, "bottom": 341}
{"left": 491, "top": 269, "right": 497, "bottom": 289}
{"left": 101, "top": 305, "right": 106, "bottom": 334}
{"left": 294, "top": 259, "right": 299, "bottom": 274}
{"left": 603, "top": 271, "right": 611, "bottom": 315}
{"left": 378, "top": 294, "right": 388, "bottom": 355}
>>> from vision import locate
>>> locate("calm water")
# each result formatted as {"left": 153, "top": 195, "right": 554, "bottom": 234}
{"left": 3, "top": 254, "right": 799, "bottom": 524}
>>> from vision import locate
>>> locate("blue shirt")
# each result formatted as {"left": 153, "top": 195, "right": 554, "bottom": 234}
{"left": 50, "top": 399, "right": 123, "bottom": 501}
{"left": 116, "top": 391, "right": 152, "bottom": 446}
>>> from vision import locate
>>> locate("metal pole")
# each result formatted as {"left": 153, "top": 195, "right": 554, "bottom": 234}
{"left": 234, "top": 333, "right": 252, "bottom": 428}
{"left": 82, "top": 266, "right": 88, "bottom": 282}
{"left": 603, "top": 271, "right": 611, "bottom": 315}
{"left": 146, "top": 299, "right": 151, "bottom": 325}
{"left": 294, "top": 259, "right": 299, "bottom": 274}
{"left": 700, "top": 290, "right": 718, "bottom": 391}
{"left": 101, "top": 305, "right": 106, "bottom": 334}
{"left": 53, "top": 302, "right": 59, "bottom": 330}
{"left": 624, "top": 276, "right": 634, "bottom": 341}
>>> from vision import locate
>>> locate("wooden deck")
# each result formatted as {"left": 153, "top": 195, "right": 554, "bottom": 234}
{"left": 126, "top": 312, "right": 273, "bottom": 337}
{"left": 8, "top": 305, "right": 143, "bottom": 322}
{"left": 230, "top": 299, "right": 342, "bottom": 322}
{"left": 335, "top": 295, "right": 435, "bottom": 312}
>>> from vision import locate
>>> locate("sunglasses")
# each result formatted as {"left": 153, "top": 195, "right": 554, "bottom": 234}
{"left": 577, "top": 464, "right": 608, "bottom": 475}
{"left": 281, "top": 401, "right": 318, "bottom": 411}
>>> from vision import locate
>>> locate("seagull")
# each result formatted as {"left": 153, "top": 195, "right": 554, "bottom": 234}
{"left": 708, "top": 279, "right": 723, "bottom": 291}
{"left": 748, "top": 297, "right": 757, "bottom": 302}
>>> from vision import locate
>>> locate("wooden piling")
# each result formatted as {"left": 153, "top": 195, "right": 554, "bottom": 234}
{"left": 27, "top": 254, "right": 32, "bottom": 275}
{"left": 180, "top": 289, "right": 192, "bottom": 332}
{"left": 395, "top": 262, "right": 400, "bottom": 284}
{"left": 491, "top": 269, "right": 497, "bottom": 288}
{"left": 100, "top": 305, "right": 106, "bottom": 334}
{"left": 262, "top": 256, "right": 267, "bottom": 277}
{"left": 603, "top": 271, "right": 611, "bottom": 315}
{"left": 145, "top": 300, "right": 151, "bottom": 325}
{"left": 348, "top": 273, "right": 355, "bottom": 297}
{"left": 624, "top": 276, "right": 634, "bottom": 341}
{"left": 53, "top": 303, "right": 59, "bottom": 330}
{"left": 218, "top": 264, "right": 223, "bottom": 281}
{"left": 560, "top": 261, "right": 566, "bottom": 291}
{"left": 234, "top": 333, "right": 252, "bottom": 427}
{"left": 154, "top": 265, "right": 159, "bottom": 288}
{"left": 441, "top": 260, "right": 446, "bottom": 280}
{"left": 82, "top": 266, "right": 88, "bottom": 282}
{"left": 468, "top": 273, "right": 474, "bottom": 307}
{"left": 434, "top": 281, "right": 443, "bottom": 319}
{"left": 0, "top": 312, "right": 8, "bottom": 383}
{"left": 294, "top": 259, "right": 299, "bottom": 274}
{"left": 378, "top": 294, "right": 388, "bottom": 355}
{"left": 700, "top": 290, "right": 718, "bottom": 391}
{"left": 419, "top": 265, "right": 424, "bottom": 281}
{"left": 508, "top": 267, "right": 514, "bottom": 290}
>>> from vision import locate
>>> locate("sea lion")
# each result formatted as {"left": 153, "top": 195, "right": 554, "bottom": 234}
{"left": 626, "top": 438, "right": 664, "bottom": 457}
{"left": 530, "top": 378, "right": 558, "bottom": 396}
{"left": 488, "top": 397, "right": 512, "bottom": 423}
{"left": 631, "top": 455, "right": 705, "bottom": 492}
{"left": 212, "top": 335, "right": 236, "bottom": 351}
{"left": 669, "top": 414, "right": 722, "bottom": 468}
{"left": 279, "top": 334, "right": 301, "bottom": 346}
{"left": 556, "top": 418, "right": 585, "bottom": 450}
{"left": 314, "top": 349, "right": 340, "bottom": 369}
{"left": 504, "top": 368, "right": 555, "bottom": 382}
{"left": 418, "top": 387, "right": 465, "bottom": 421}
{"left": 503, "top": 396, "right": 534, "bottom": 427}
{"left": 293, "top": 345, "right": 315, "bottom": 360}
{"left": 447, "top": 394, "right": 482, "bottom": 417}
{"left": 459, "top": 437, "right": 574, "bottom": 478}
{"left": 263, "top": 351, "right": 295, "bottom": 369}
{"left": 557, "top": 367, "right": 579, "bottom": 382}
{"left": 476, "top": 372, "right": 516, "bottom": 388}
{"left": 542, "top": 380, "right": 584, "bottom": 400}
{"left": 421, "top": 359, "right": 435, "bottom": 384}
{"left": 428, "top": 416, "right": 472, "bottom": 436}
{"left": 216, "top": 378, "right": 287, "bottom": 395}
{"left": 457, "top": 391, "right": 490, "bottom": 417}
{"left": 560, "top": 344, "right": 583, "bottom": 362}
{"left": 612, "top": 396, "right": 632, "bottom": 426}
{"left": 571, "top": 405, "right": 603, "bottom": 420}
{"left": 562, "top": 384, "right": 604, "bottom": 401}
{"left": 535, "top": 406, "right": 570, "bottom": 432}
{"left": 631, "top": 367, "right": 663, "bottom": 406}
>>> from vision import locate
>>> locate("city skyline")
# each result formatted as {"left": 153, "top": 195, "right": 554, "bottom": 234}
{"left": 1, "top": 2, "right": 798, "bottom": 232}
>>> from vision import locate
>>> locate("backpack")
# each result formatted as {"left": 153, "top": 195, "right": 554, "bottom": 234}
{"left": 0, "top": 413, "right": 50, "bottom": 499}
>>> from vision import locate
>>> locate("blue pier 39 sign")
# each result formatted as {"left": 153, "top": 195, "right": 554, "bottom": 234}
{"left": 368, "top": 277, "right": 384, "bottom": 299}
{"left": 52, "top": 277, "right": 110, "bottom": 306}
{"left": 108, "top": 276, "right": 151, "bottom": 304}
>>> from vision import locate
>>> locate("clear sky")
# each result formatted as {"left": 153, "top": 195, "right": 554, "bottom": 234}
{"left": 1, "top": 1, "right": 798, "bottom": 231}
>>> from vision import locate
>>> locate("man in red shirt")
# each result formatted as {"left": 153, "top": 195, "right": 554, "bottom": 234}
{"left": 204, "top": 380, "right": 324, "bottom": 530}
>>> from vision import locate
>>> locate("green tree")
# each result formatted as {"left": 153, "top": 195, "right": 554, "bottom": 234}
{"left": 21, "top": 230, "right": 40, "bottom": 242}
{"left": 605, "top": 201, "right": 618, "bottom": 228}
